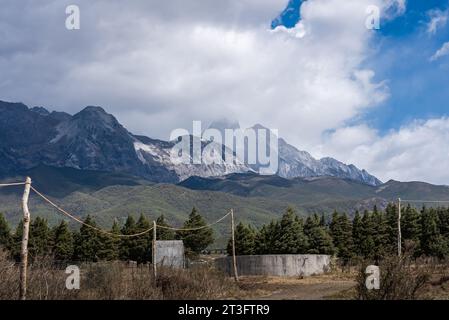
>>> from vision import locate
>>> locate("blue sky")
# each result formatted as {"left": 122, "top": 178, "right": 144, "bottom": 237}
{"left": 273, "top": 0, "right": 449, "bottom": 134}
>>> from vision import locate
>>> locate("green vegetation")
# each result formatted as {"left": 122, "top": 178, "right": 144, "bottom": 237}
{"left": 227, "top": 206, "right": 449, "bottom": 261}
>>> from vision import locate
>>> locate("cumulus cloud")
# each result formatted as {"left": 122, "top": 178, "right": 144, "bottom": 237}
{"left": 426, "top": 9, "right": 448, "bottom": 35}
{"left": 430, "top": 41, "right": 449, "bottom": 61}
{"left": 313, "top": 119, "right": 449, "bottom": 185}
{"left": 8, "top": 0, "right": 449, "bottom": 185}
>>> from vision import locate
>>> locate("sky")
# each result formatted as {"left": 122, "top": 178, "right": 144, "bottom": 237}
{"left": 0, "top": 0, "right": 449, "bottom": 184}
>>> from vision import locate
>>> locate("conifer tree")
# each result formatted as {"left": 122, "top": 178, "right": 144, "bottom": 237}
{"left": 132, "top": 214, "right": 151, "bottom": 263}
{"left": 0, "top": 213, "right": 12, "bottom": 250}
{"left": 278, "top": 208, "right": 308, "bottom": 254}
{"left": 120, "top": 215, "right": 138, "bottom": 261}
{"left": 330, "top": 211, "right": 353, "bottom": 263}
{"left": 227, "top": 222, "right": 256, "bottom": 256}
{"left": 372, "top": 207, "right": 389, "bottom": 260}
{"left": 177, "top": 207, "right": 214, "bottom": 255}
{"left": 352, "top": 211, "right": 363, "bottom": 257}
{"left": 304, "top": 214, "right": 335, "bottom": 255}
{"left": 402, "top": 204, "right": 421, "bottom": 253}
{"left": 74, "top": 215, "right": 100, "bottom": 262}
{"left": 97, "top": 219, "right": 120, "bottom": 261}
{"left": 420, "top": 207, "right": 448, "bottom": 258}
{"left": 29, "top": 217, "right": 52, "bottom": 258}
{"left": 254, "top": 220, "right": 281, "bottom": 254}
{"left": 52, "top": 220, "right": 74, "bottom": 262}
{"left": 360, "top": 211, "right": 375, "bottom": 259}
{"left": 11, "top": 220, "right": 23, "bottom": 261}
{"left": 156, "top": 214, "right": 175, "bottom": 240}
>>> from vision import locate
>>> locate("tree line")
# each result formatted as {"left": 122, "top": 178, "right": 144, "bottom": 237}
{"left": 227, "top": 204, "right": 449, "bottom": 263}
{"left": 0, "top": 207, "right": 214, "bottom": 263}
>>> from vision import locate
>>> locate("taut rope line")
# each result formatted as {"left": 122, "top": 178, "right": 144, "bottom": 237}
{"left": 31, "top": 186, "right": 153, "bottom": 238}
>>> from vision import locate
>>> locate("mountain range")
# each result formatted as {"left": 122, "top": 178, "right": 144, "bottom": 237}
{"left": 0, "top": 99, "right": 448, "bottom": 245}
{"left": 0, "top": 100, "right": 381, "bottom": 186}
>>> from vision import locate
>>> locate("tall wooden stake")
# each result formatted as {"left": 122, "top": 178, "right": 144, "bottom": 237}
{"left": 153, "top": 220, "right": 157, "bottom": 283}
{"left": 230, "top": 209, "right": 239, "bottom": 282}
{"left": 398, "top": 198, "right": 402, "bottom": 257}
{"left": 19, "top": 177, "right": 31, "bottom": 300}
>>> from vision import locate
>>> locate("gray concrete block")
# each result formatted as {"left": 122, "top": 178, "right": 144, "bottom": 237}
{"left": 215, "top": 254, "right": 331, "bottom": 277}
{"left": 155, "top": 240, "right": 185, "bottom": 268}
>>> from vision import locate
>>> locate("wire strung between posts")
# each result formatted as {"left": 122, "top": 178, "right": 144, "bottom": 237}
{"left": 0, "top": 182, "right": 26, "bottom": 187}
{"left": 156, "top": 210, "right": 232, "bottom": 231}
{"left": 30, "top": 186, "right": 153, "bottom": 238}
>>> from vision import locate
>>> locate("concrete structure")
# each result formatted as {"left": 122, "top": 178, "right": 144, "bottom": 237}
{"left": 155, "top": 240, "right": 185, "bottom": 268}
{"left": 215, "top": 254, "right": 331, "bottom": 277}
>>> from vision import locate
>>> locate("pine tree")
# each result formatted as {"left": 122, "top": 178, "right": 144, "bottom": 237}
{"left": 0, "top": 213, "right": 12, "bottom": 250}
{"left": 254, "top": 220, "right": 281, "bottom": 254}
{"left": 177, "top": 208, "right": 214, "bottom": 255}
{"left": 304, "top": 214, "right": 335, "bottom": 255}
{"left": 385, "top": 203, "right": 399, "bottom": 253}
{"left": 402, "top": 204, "right": 421, "bottom": 253}
{"left": 360, "top": 211, "right": 375, "bottom": 259}
{"left": 52, "top": 220, "right": 74, "bottom": 262}
{"left": 277, "top": 208, "right": 308, "bottom": 254}
{"left": 11, "top": 220, "right": 24, "bottom": 261}
{"left": 352, "top": 211, "right": 363, "bottom": 257}
{"left": 97, "top": 220, "right": 120, "bottom": 261}
{"left": 156, "top": 214, "right": 175, "bottom": 240}
{"left": 227, "top": 222, "right": 256, "bottom": 256}
{"left": 120, "top": 215, "right": 138, "bottom": 261}
{"left": 74, "top": 215, "right": 100, "bottom": 262}
{"left": 29, "top": 217, "right": 52, "bottom": 259}
{"left": 420, "top": 207, "right": 448, "bottom": 258}
{"left": 372, "top": 207, "right": 389, "bottom": 260}
{"left": 330, "top": 211, "right": 353, "bottom": 263}
{"left": 132, "top": 214, "right": 151, "bottom": 263}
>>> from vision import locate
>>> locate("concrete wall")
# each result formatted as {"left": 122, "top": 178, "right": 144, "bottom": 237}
{"left": 155, "top": 240, "right": 185, "bottom": 268}
{"left": 215, "top": 255, "right": 331, "bottom": 277}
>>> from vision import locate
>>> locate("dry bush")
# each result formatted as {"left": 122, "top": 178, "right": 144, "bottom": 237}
{"left": 0, "top": 250, "right": 238, "bottom": 300}
{"left": 356, "top": 253, "right": 435, "bottom": 300}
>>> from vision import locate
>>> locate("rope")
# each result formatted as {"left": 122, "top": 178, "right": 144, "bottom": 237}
{"left": 156, "top": 210, "right": 232, "bottom": 231}
{"left": 31, "top": 185, "right": 231, "bottom": 237}
{"left": 30, "top": 186, "right": 153, "bottom": 238}
{"left": 0, "top": 182, "right": 26, "bottom": 187}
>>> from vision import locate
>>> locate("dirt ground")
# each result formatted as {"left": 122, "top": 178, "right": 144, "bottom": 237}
{"left": 235, "top": 273, "right": 357, "bottom": 300}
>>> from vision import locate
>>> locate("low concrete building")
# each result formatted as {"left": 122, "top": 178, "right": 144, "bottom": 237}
{"left": 215, "top": 254, "right": 331, "bottom": 277}
{"left": 155, "top": 240, "right": 185, "bottom": 268}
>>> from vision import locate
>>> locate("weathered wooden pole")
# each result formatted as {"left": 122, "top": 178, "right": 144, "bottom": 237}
{"left": 230, "top": 209, "right": 239, "bottom": 282}
{"left": 398, "top": 198, "right": 402, "bottom": 257}
{"left": 152, "top": 220, "right": 157, "bottom": 283}
{"left": 19, "top": 177, "right": 32, "bottom": 300}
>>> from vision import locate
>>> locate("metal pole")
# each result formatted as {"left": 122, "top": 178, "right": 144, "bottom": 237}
{"left": 398, "top": 198, "right": 402, "bottom": 257}
{"left": 230, "top": 209, "right": 239, "bottom": 282}
{"left": 19, "top": 177, "right": 31, "bottom": 300}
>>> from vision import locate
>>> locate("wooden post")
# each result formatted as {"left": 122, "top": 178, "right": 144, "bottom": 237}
{"left": 230, "top": 209, "right": 239, "bottom": 282}
{"left": 152, "top": 220, "right": 157, "bottom": 283}
{"left": 398, "top": 198, "right": 402, "bottom": 257}
{"left": 19, "top": 177, "right": 32, "bottom": 300}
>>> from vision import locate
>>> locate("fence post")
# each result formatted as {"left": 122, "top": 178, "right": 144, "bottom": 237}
{"left": 398, "top": 198, "right": 402, "bottom": 257}
{"left": 230, "top": 209, "right": 239, "bottom": 282}
{"left": 153, "top": 220, "right": 157, "bottom": 283}
{"left": 19, "top": 177, "right": 32, "bottom": 300}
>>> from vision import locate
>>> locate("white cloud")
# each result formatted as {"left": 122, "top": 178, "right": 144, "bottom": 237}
{"left": 314, "top": 118, "right": 449, "bottom": 185}
{"left": 430, "top": 41, "right": 449, "bottom": 61}
{"left": 13, "top": 0, "right": 449, "bottom": 184}
{"left": 427, "top": 9, "right": 448, "bottom": 35}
